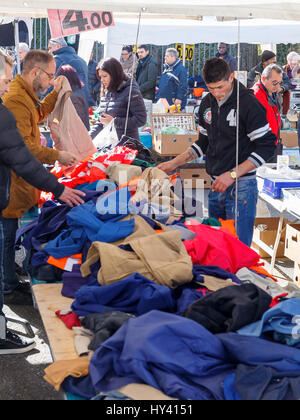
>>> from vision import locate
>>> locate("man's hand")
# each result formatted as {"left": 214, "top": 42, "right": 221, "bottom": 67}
{"left": 58, "top": 187, "right": 86, "bottom": 207}
{"left": 212, "top": 172, "right": 235, "bottom": 193}
{"left": 54, "top": 76, "right": 66, "bottom": 93}
{"left": 58, "top": 151, "right": 78, "bottom": 167}
{"left": 157, "top": 160, "right": 177, "bottom": 174}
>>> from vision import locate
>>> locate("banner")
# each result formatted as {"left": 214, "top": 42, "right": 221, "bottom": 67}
{"left": 48, "top": 9, "right": 114, "bottom": 39}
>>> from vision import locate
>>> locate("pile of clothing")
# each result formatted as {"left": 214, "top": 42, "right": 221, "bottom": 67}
{"left": 17, "top": 145, "right": 300, "bottom": 401}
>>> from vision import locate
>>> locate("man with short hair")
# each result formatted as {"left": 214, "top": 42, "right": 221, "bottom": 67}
{"left": 252, "top": 64, "right": 283, "bottom": 160}
{"left": 156, "top": 48, "right": 188, "bottom": 109}
{"left": 158, "top": 58, "right": 276, "bottom": 247}
{"left": 2, "top": 49, "right": 79, "bottom": 303}
{"left": 13, "top": 42, "right": 30, "bottom": 78}
{"left": 136, "top": 45, "right": 158, "bottom": 101}
{"left": 0, "top": 49, "right": 85, "bottom": 354}
{"left": 216, "top": 42, "right": 237, "bottom": 73}
{"left": 49, "top": 37, "right": 94, "bottom": 106}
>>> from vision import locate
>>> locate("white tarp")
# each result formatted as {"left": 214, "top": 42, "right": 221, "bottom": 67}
{"left": 2, "top": 0, "right": 300, "bottom": 20}
{"left": 80, "top": 17, "right": 300, "bottom": 46}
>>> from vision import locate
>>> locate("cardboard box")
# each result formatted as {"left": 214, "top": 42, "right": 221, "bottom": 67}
{"left": 252, "top": 217, "right": 286, "bottom": 258}
{"left": 293, "top": 262, "right": 300, "bottom": 288}
{"left": 151, "top": 113, "right": 198, "bottom": 156}
{"left": 152, "top": 133, "right": 198, "bottom": 155}
{"left": 280, "top": 130, "right": 298, "bottom": 148}
{"left": 179, "top": 164, "right": 211, "bottom": 189}
{"left": 285, "top": 224, "right": 300, "bottom": 264}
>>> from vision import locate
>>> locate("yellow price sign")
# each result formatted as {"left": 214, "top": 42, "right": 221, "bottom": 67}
{"left": 175, "top": 44, "right": 194, "bottom": 61}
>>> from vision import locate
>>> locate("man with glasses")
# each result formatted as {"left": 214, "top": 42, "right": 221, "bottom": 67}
{"left": 252, "top": 64, "right": 283, "bottom": 161}
{"left": 2, "top": 49, "right": 79, "bottom": 304}
{"left": 0, "top": 49, "right": 85, "bottom": 353}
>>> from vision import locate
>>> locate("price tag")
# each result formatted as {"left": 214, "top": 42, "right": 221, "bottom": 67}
{"left": 175, "top": 44, "right": 194, "bottom": 62}
{"left": 47, "top": 9, "right": 115, "bottom": 38}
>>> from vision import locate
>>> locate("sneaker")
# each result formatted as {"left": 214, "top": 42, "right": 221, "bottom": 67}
{"left": 0, "top": 331, "right": 36, "bottom": 355}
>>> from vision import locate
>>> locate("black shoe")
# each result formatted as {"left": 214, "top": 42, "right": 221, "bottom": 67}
{"left": 4, "top": 284, "right": 33, "bottom": 306}
{"left": 0, "top": 331, "right": 36, "bottom": 355}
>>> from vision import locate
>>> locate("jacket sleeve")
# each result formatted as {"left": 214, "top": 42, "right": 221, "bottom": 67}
{"left": 189, "top": 101, "right": 209, "bottom": 158}
{"left": 0, "top": 108, "right": 64, "bottom": 198}
{"left": 114, "top": 89, "right": 147, "bottom": 132}
{"left": 281, "top": 72, "right": 292, "bottom": 92}
{"left": 247, "top": 68, "right": 257, "bottom": 88}
{"left": 175, "top": 66, "right": 188, "bottom": 102}
{"left": 139, "top": 61, "right": 158, "bottom": 93}
{"left": 39, "top": 89, "right": 59, "bottom": 121}
{"left": 4, "top": 97, "right": 59, "bottom": 164}
{"left": 245, "top": 97, "right": 276, "bottom": 167}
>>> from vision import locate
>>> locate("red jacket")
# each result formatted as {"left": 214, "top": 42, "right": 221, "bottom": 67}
{"left": 252, "top": 81, "right": 281, "bottom": 145}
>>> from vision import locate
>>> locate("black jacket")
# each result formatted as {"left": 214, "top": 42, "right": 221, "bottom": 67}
{"left": 247, "top": 62, "right": 291, "bottom": 92}
{"left": 136, "top": 54, "right": 158, "bottom": 101}
{"left": 0, "top": 99, "right": 64, "bottom": 212}
{"left": 90, "top": 78, "right": 147, "bottom": 141}
{"left": 190, "top": 79, "right": 276, "bottom": 177}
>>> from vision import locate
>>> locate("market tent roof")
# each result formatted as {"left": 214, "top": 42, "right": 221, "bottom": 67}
{"left": 80, "top": 17, "right": 300, "bottom": 45}
{"left": 2, "top": 0, "right": 300, "bottom": 20}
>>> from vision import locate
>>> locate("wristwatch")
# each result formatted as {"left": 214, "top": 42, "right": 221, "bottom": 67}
{"left": 230, "top": 170, "right": 237, "bottom": 180}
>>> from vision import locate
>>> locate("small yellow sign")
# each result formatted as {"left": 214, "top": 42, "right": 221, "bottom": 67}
{"left": 175, "top": 44, "right": 195, "bottom": 61}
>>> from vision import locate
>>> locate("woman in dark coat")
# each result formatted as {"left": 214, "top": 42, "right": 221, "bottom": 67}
{"left": 56, "top": 64, "right": 90, "bottom": 131}
{"left": 89, "top": 57, "right": 147, "bottom": 141}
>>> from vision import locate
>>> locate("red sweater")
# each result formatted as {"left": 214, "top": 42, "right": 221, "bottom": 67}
{"left": 252, "top": 81, "right": 281, "bottom": 145}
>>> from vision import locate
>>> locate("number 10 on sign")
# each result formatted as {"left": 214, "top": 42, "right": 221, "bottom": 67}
{"left": 47, "top": 9, "right": 115, "bottom": 38}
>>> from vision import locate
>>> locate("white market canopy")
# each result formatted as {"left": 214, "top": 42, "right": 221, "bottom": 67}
{"left": 80, "top": 17, "right": 300, "bottom": 45}
{"left": 2, "top": 0, "right": 300, "bottom": 20}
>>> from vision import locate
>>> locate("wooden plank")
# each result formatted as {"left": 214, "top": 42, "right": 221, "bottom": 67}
{"left": 32, "top": 284, "right": 78, "bottom": 362}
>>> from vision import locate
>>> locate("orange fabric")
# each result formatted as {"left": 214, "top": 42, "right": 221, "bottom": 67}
{"left": 219, "top": 219, "right": 239, "bottom": 239}
{"left": 193, "top": 87, "right": 206, "bottom": 98}
{"left": 249, "top": 265, "right": 278, "bottom": 283}
{"left": 47, "top": 254, "right": 82, "bottom": 271}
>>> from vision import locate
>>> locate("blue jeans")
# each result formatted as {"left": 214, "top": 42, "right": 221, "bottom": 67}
{"left": 0, "top": 215, "right": 7, "bottom": 338}
{"left": 0, "top": 217, "right": 19, "bottom": 294}
{"left": 208, "top": 178, "right": 258, "bottom": 247}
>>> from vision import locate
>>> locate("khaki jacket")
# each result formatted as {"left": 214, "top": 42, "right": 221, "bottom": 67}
{"left": 3, "top": 75, "right": 60, "bottom": 219}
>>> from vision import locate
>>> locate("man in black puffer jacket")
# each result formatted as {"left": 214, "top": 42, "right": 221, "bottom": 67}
{"left": 0, "top": 50, "right": 85, "bottom": 355}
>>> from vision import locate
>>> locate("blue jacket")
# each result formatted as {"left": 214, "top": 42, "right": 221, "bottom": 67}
{"left": 156, "top": 59, "right": 188, "bottom": 109}
{"left": 53, "top": 46, "right": 95, "bottom": 106}
{"left": 88, "top": 59, "right": 101, "bottom": 102}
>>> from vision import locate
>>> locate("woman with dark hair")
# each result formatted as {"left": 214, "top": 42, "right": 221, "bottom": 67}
{"left": 120, "top": 45, "right": 138, "bottom": 78}
{"left": 56, "top": 64, "right": 90, "bottom": 130}
{"left": 90, "top": 57, "right": 147, "bottom": 141}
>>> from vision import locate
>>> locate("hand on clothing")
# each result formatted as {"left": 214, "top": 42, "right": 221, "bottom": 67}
{"left": 54, "top": 76, "right": 66, "bottom": 93}
{"left": 58, "top": 151, "right": 78, "bottom": 167}
{"left": 174, "top": 99, "right": 182, "bottom": 106}
{"left": 58, "top": 187, "right": 86, "bottom": 207}
{"left": 212, "top": 172, "right": 235, "bottom": 194}
{"left": 100, "top": 113, "right": 114, "bottom": 126}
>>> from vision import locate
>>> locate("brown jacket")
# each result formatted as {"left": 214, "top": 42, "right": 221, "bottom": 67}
{"left": 3, "top": 75, "right": 60, "bottom": 219}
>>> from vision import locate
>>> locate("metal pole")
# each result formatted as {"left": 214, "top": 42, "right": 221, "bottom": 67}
{"left": 235, "top": 19, "right": 241, "bottom": 230}
{"left": 14, "top": 20, "right": 21, "bottom": 74}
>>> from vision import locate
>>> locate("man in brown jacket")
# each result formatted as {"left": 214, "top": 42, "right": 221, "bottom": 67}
{"left": 2, "top": 50, "right": 78, "bottom": 302}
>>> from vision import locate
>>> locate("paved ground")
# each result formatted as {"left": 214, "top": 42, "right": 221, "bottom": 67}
{"left": 0, "top": 195, "right": 297, "bottom": 400}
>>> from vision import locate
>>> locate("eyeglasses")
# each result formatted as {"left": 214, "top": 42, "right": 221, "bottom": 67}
{"left": 35, "top": 66, "right": 55, "bottom": 81}
{"left": 272, "top": 81, "right": 281, "bottom": 86}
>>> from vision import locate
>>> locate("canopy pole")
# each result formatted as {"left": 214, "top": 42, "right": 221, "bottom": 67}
{"left": 235, "top": 19, "right": 241, "bottom": 231}
{"left": 124, "top": 8, "right": 143, "bottom": 137}
{"left": 14, "top": 19, "right": 21, "bottom": 74}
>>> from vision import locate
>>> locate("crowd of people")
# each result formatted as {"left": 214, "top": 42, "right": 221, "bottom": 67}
{"left": 1, "top": 35, "right": 300, "bottom": 361}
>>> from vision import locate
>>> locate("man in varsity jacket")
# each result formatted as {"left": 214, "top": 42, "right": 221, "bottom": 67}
{"left": 158, "top": 58, "right": 276, "bottom": 247}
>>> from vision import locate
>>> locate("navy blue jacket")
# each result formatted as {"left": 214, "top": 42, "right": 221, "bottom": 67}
{"left": 90, "top": 78, "right": 147, "bottom": 141}
{"left": 53, "top": 46, "right": 95, "bottom": 106}
{"left": 88, "top": 59, "right": 101, "bottom": 103}
{"left": 156, "top": 59, "right": 188, "bottom": 109}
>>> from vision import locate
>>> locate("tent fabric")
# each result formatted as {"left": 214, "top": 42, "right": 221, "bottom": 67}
{"left": 81, "top": 18, "right": 300, "bottom": 46}
{"left": 2, "top": 1, "right": 300, "bottom": 20}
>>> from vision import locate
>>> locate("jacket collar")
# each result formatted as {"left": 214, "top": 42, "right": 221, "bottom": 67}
{"left": 258, "top": 80, "right": 279, "bottom": 108}
{"left": 164, "top": 59, "right": 181, "bottom": 73}
{"left": 13, "top": 74, "right": 42, "bottom": 107}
